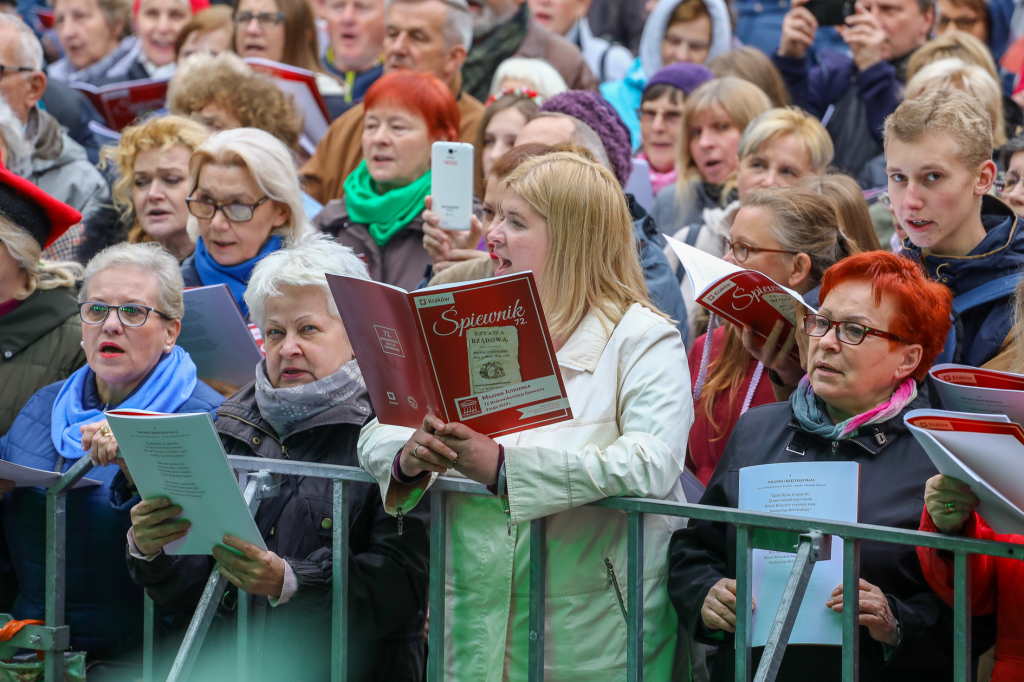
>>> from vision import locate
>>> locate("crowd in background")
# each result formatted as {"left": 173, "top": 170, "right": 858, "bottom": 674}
{"left": 0, "top": 0, "right": 1023, "bottom": 678}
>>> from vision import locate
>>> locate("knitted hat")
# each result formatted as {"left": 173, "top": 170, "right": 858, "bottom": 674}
{"left": 537, "top": 90, "right": 634, "bottom": 187}
{"left": 645, "top": 63, "right": 715, "bottom": 97}
{"left": 0, "top": 163, "right": 82, "bottom": 249}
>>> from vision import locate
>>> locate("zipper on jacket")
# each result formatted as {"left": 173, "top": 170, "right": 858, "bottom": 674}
{"left": 396, "top": 507, "right": 404, "bottom": 536}
{"left": 604, "top": 558, "right": 627, "bottom": 622}
{"left": 830, "top": 441, "right": 839, "bottom": 461}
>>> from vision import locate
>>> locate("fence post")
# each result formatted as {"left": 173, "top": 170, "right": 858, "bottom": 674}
{"left": 331, "top": 479, "right": 350, "bottom": 682}
{"left": 528, "top": 518, "right": 547, "bottom": 681}
{"left": 237, "top": 592, "right": 251, "bottom": 681}
{"left": 427, "top": 491, "right": 447, "bottom": 682}
{"left": 143, "top": 594, "right": 156, "bottom": 682}
{"left": 952, "top": 551, "right": 972, "bottom": 682}
{"left": 734, "top": 525, "right": 753, "bottom": 682}
{"left": 627, "top": 511, "right": 645, "bottom": 682}
{"left": 841, "top": 539, "right": 860, "bottom": 682}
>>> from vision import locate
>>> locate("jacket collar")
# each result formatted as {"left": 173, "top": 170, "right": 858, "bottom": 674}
{"left": 556, "top": 305, "right": 618, "bottom": 373}
{"left": 0, "top": 287, "right": 79, "bottom": 357}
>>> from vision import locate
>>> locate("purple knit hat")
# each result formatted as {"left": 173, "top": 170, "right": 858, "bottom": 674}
{"left": 537, "top": 90, "right": 634, "bottom": 187}
{"left": 645, "top": 63, "right": 715, "bottom": 97}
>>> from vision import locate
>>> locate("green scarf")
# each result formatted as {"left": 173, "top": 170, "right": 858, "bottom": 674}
{"left": 343, "top": 160, "right": 432, "bottom": 247}
{"left": 462, "top": 4, "right": 530, "bottom": 102}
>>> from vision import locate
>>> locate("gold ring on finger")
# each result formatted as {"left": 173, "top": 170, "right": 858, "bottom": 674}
{"left": 100, "top": 426, "right": 111, "bottom": 436}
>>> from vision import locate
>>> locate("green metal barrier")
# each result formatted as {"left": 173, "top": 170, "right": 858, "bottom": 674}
{"left": 18, "top": 455, "right": 1024, "bottom": 682}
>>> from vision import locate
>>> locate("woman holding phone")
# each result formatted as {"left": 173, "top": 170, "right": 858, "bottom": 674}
{"left": 314, "top": 72, "right": 460, "bottom": 291}
{"left": 360, "top": 152, "right": 695, "bottom": 680}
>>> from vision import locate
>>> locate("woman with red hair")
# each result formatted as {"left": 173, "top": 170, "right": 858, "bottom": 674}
{"left": 318, "top": 71, "right": 460, "bottom": 290}
{"left": 669, "top": 251, "right": 966, "bottom": 681}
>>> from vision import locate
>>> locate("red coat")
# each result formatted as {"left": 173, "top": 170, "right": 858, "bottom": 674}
{"left": 686, "top": 326, "right": 776, "bottom": 486}
{"left": 917, "top": 509, "right": 1024, "bottom": 681}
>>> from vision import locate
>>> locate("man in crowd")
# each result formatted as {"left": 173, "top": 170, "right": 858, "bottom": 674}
{"left": 0, "top": 14, "right": 109, "bottom": 261}
{"left": 319, "top": 0, "right": 387, "bottom": 114}
{"left": 774, "top": 0, "right": 934, "bottom": 177}
{"left": 461, "top": 0, "right": 598, "bottom": 99}
{"left": 301, "top": 0, "right": 481, "bottom": 204}
{"left": 886, "top": 88, "right": 1024, "bottom": 368}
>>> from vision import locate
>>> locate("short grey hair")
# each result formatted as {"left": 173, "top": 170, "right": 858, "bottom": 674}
{"left": 186, "top": 128, "right": 315, "bottom": 244}
{"left": 80, "top": 242, "right": 185, "bottom": 319}
{"left": 534, "top": 112, "right": 612, "bottom": 170}
{"left": 385, "top": 0, "right": 472, "bottom": 51}
{"left": 0, "top": 14, "right": 44, "bottom": 70}
{"left": 245, "top": 233, "right": 371, "bottom": 332}
{"left": 489, "top": 57, "right": 569, "bottom": 100}
{"left": 0, "top": 95, "right": 33, "bottom": 174}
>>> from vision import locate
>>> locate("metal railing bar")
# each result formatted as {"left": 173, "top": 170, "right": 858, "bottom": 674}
{"left": 754, "top": 533, "right": 828, "bottom": 682}
{"left": 237, "top": 592, "right": 250, "bottom": 681}
{"left": 332, "top": 479, "right": 351, "bottom": 682}
{"left": 953, "top": 551, "right": 972, "bottom": 682}
{"left": 528, "top": 518, "right": 547, "bottom": 682}
{"left": 841, "top": 539, "right": 860, "bottom": 682}
{"left": 626, "top": 511, "right": 645, "bottom": 682}
{"left": 427, "top": 491, "right": 447, "bottom": 682}
{"left": 734, "top": 525, "right": 753, "bottom": 682}
{"left": 143, "top": 594, "right": 156, "bottom": 682}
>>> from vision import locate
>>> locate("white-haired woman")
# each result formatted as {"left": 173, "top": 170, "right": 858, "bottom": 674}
{"left": 0, "top": 241, "right": 222, "bottom": 668}
{"left": 489, "top": 56, "right": 570, "bottom": 101}
{"left": 108, "top": 236, "right": 431, "bottom": 681}
{"left": 180, "top": 127, "right": 313, "bottom": 320}
{"left": 0, "top": 165, "right": 86, "bottom": 436}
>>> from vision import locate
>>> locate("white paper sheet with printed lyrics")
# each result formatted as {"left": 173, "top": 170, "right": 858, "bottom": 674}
{"left": 0, "top": 460, "right": 100, "bottom": 489}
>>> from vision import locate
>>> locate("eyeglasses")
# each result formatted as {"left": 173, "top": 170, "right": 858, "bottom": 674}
{"left": 186, "top": 195, "right": 271, "bottom": 222}
{"left": 995, "top": 172, "right": 1019, "bottom": 195}
{"left": 234, "top": 10, "right": 285, "bottom": 25}
{"left": 635, "top": 108, "right": 683, "bottom": 127}
{"left": 724, "top": 238, "right": 800, "bottom": 263}
{"left": 0, "top": 64, "right": 35, "bottom": 80}
{"left": 803, "top": 313, "right": 903, "bottom": 346}
{"left": 79, "top": 302, "right": 174, "bottom": 327}
{"left": 936, "top": 15, "right": 981, "bottom": 31}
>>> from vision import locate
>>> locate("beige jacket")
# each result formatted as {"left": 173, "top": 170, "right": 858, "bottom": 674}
{"left": 359, "top": 303, "right": 695, "bottom": 681}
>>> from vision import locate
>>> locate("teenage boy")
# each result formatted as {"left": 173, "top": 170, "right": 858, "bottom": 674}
{"left": 884, "top": 88, "right": 1024, "bottom": 369}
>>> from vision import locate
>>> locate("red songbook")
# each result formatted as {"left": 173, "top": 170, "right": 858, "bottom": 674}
{"left": 243, "top": 58, "right": 331, "bottom": 143}
{"left": 32, "top": 7, "right": 54, "bottom": 28}
{"left": 71, "top": 78, "right": 169, "bottom": 131}
{"left": 327, "top": 273, "right": 572, "bottom": 438}
{"left": 665, "top": 235, "right": 815, "bottom": 361}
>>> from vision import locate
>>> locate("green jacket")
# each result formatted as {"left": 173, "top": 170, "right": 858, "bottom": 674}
{"left": 0, "top": 287, "right": 86, "bottom": 436}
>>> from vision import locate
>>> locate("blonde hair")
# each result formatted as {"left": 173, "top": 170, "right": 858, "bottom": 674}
{"left": 677, "top": 77, "right": 773, "bottom": 193}
{"left": 709, "top": 47, "right": 790, "bottom": 108}
{"left": 738, "top": 107, "right": 834, "bottom": 174}
{"left": 101, "top": 115, "right": 211, "bottom": 240}
{"left": 501, "top": 152, "right": 663, "bottom": 339}
{"left": 798, "top": 173, "right": 882, "bottom": 251}
{"left": 0, "top": 217, "right": 82, "bottom": 300}
{"left": 905, "top": 58, "right": 1006, "bottom": 146}
{"left": 906, "top": 30, "right": 998, "bottom": 83}
{"left": 884, "top": 88, "right": 994, "bottom": 173}
{"left": 186, "top": 127, "right": 313, "bottom": 244}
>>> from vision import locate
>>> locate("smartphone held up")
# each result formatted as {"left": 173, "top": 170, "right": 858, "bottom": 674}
{"left": 804, "top": 0, "right": 855, "bottom": 25}
{"left": 430, "top": 141, "right": 475, "bottom": 231}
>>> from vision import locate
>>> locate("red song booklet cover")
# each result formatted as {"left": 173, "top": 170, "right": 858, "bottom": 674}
{"left": 71, "top": 78, "right": 169, "bottom": 131}
{"left": 327, "top": 272, "right": 572, "bottom": 438}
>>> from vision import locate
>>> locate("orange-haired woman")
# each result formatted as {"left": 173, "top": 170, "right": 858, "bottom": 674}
{"left": 315, "top": 71, "right": 461, "bottom": 291}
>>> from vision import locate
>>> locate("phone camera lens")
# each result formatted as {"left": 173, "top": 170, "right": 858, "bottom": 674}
{"left": 449, "top": 148, "right": 454, "bottom": 154}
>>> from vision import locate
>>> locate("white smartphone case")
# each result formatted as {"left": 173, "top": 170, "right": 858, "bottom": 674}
{"left": 430, "top": 141, "right": 475, "bottom": 231}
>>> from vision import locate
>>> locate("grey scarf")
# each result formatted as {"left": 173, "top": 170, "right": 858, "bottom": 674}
{"left": 254, "top": 358, "right": 365, "bottom": 440}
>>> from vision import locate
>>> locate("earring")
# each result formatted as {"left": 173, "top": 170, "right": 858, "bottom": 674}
{"left": 165, "top": 346, "right": 172, "bottom": 352}
{"left": 80, "top": 341, "right": 84, "bottom": 348}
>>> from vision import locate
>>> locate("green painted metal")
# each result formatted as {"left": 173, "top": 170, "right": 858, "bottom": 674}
{"left": 528, "top": 518, "right": 547, "bottom": 681}
{"left": 841, "top": 539, "right": 860, "bottom": 682}
{"left": 331, "top": 480, "right": 351, "bottom": 682}
{"left": 626, "top": 511, "right": 645, "bottom": 682}
{"left": 237, "top": 591, "right": 250, "bottom": 681}
{"left": 734, "top": 525, "right": 753, "bottom": 682}
{"left": 953, "top": 552, "right": 972, "bottom": 682}
{"left": 143, "top": 595, "right": 156, "bottom": 682}
{"left": 427, "top": 491, "right": 447, "bottom": 681}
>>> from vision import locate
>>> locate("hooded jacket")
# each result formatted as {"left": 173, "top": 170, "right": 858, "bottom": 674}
{"left": 0, "top": 286, "right": 86, "bottom": 437}
{"left": 901, "top": 196, "right": 1023, "bottom": 369}
{"left": 600, "top": 0, "right": 732, "bottom": 148}
{"left": 122, "top": 382, "right": 429, "bottom": 681}
{"left": 668, "top": 390, "right": 996, "bottom": 682}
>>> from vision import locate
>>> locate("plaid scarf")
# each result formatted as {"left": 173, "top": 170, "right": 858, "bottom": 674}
{"left": 462, "top": 4, "right": 530, "bottom": 102}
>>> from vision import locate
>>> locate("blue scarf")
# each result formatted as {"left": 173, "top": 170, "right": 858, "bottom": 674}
{"left": 193, "top": 235, "right": 283, "bottom": 318}
{"left": 50, "top": 346, "right": 198, "bottom": 460}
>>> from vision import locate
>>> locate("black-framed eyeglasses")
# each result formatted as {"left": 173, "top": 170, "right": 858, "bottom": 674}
{"left": 0, "top": 64, "right": 35, "bottom": 80}
{"left": 634, "top": 107, "right": 683, "bottom": 127}
{"left": 724, "top": 238, "right": 800, "bottom": 263}
{"left": 79, "top": 302, "right": 174, "bottom": 327}
{"left": 234, "top": 10, "right": 285, "bottom": 25}
{"left": 803, "top": 313, "right": 903, "bottom": 346}
{"left": 995, "top": 172, "right": 1019, "bottom": 195}
{"left": 186, "top": 195, "right": 271, "bottom": 222}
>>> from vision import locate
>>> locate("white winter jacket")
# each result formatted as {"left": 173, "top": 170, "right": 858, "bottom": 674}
{"left": 359, "top": 303, "right": 695, "bottom": 681}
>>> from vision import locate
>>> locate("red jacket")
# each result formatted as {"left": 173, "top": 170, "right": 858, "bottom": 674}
{"left": 686, "top": 326, "right": 776, "bottom": 486}
{"left": 917, "top": 509, "right": 1024, "bottom": 681}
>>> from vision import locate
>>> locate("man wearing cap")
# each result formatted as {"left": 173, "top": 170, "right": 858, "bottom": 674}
{"left": 0, "top": 163, "right": 85, "bottom": 436}
{"left": 0, "top": 14, "right": 109, "bottom": 262}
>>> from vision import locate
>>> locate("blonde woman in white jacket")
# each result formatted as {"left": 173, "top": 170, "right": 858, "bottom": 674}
{"left": 359, "top": 151, "right": 695, "bottom": 681}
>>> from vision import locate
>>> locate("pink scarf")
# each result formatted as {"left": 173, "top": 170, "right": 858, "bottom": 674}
{"left": 637, "top": 151, "right": 678, "bottom": 196}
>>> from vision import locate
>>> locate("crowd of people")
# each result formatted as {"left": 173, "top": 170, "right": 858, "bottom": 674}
{"left": 0, "top": 0, "right": 1022, "bottom": 678}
